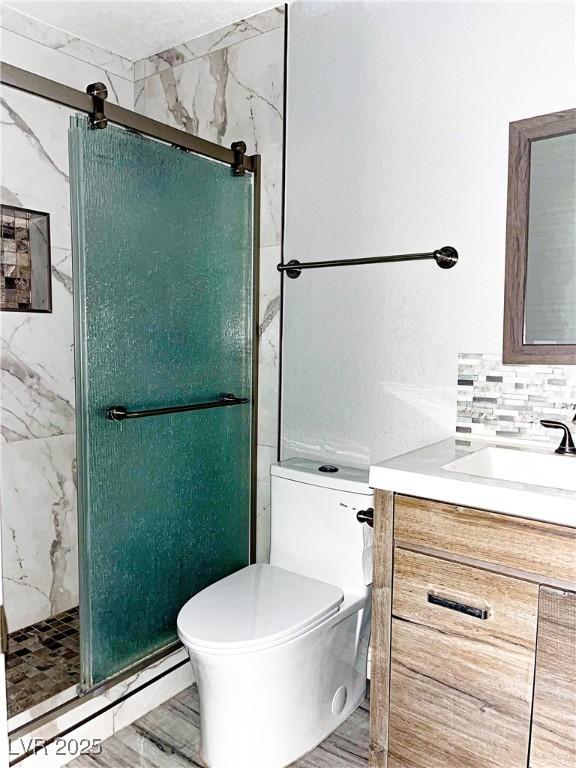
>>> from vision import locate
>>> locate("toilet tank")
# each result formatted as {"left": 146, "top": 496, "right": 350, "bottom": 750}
{"left": 270, "top": 458, "right": 374, "bottom": 598}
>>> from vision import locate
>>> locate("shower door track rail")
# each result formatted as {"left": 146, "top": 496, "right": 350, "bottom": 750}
{"left": 0, "top": 62, "right": 258, "bottom": 171}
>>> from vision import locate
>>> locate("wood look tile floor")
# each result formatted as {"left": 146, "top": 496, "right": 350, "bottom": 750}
{"left": 71, "top": 685, "right": 369, "bottom": 767}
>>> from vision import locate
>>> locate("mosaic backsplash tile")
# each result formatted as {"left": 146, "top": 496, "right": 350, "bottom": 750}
{"left": 457, "top": 353, "right": 576, "bottom": 446}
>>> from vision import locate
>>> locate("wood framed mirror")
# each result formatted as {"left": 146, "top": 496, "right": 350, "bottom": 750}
{"left": 503, "top": 108, "right": 576, "bottom": 364}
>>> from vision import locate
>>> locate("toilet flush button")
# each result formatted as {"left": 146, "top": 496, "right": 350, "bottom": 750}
{"left": 332, "top": 685, "right": 348, "bottom": 716}
{"left": 319, "top": 464, "right": 339, "bottom": 473}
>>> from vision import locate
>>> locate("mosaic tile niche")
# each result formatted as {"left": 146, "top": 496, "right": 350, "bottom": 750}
{"left": 457, "top": 353, "right": 576, "bottom": 446}
{"left": 0, "top": 205, "right": 51, "bottom": 312}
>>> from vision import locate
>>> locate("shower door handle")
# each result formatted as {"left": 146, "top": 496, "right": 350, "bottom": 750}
{"left": 107, "top": 393, "right": 249, "bottom": 421}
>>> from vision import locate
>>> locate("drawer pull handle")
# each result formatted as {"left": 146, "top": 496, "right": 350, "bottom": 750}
{"left": 427, "top": 593, "right": 488, "bottom": 620}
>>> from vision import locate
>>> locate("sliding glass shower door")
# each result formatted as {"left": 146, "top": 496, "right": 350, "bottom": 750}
{"left": 69, "top": 117, "right": 255, "bottom": 687}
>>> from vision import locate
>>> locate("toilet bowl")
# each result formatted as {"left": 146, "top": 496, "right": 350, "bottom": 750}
{"left": 177, "top": 458, "right": 373, "bottom": 768}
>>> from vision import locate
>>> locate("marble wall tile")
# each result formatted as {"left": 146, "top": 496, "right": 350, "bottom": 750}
{"left": 2, "top": 87, "right": 73, "bottom": 251}
{"left": 0, "top": 27, "right": 133, "bottom": 106}
{"left": 0, "top": 5, "right": 134, "bottom": 80}
{"left": 133, "top": 6, "right": 284, "bottom": 80}
{"left": 258, "top": 245, "right": 281, "bottom": 447}
{"left": 135, "top": 24, "right": 284, "bottom": 248}
{"left": 1, "top": 247, "right": 75, "bottom": 442}
{"left": 0, "top": 433, "right": 78, "bottom": 631}
{"left": 1, "top": 87, "right": 76, "bottom": 440}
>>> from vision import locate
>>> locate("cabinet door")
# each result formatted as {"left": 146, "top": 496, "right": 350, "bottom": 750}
{"left": 530, "top": 587, "right": 576, "bottom": 768}
{"left": 388, "top": 549, "right": 539, "bottom": 768}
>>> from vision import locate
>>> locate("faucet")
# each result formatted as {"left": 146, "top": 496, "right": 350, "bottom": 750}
{"left": 540, "top": 416, "right": 576, "bottom": 455}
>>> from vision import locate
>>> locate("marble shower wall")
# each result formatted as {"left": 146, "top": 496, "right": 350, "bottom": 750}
{"left": 0, "top": 5, "right": 134, "bottom": 630}
{"left": 133, "top": 6, "right": 285, "bottom": 562}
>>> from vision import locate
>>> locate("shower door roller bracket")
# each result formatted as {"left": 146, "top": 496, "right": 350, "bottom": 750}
{"left": 231, "top": 141, "right": 247, "bottom": 176}
{"left": 86, "top": 82, "right": 108, "bottom": 129}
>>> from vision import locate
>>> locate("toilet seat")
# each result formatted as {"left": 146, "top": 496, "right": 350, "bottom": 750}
{"left": 178, "top": 564, "right": 343, "bottom": 654}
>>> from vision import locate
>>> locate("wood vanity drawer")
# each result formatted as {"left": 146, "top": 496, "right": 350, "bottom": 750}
{"left": 388, "top": 549, "right": 539, "bottom": 768}
{"left": 394, "top": 494, "right": 576, "bottom": 584}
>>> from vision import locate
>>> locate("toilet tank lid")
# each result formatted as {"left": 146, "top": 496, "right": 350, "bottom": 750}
{"left": 271, "top": 458, "right": 372, "bottom": 495}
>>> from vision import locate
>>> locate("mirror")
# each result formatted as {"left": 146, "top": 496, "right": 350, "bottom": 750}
{"left": 503, "top": 109, "right": 576, "bottom": 364}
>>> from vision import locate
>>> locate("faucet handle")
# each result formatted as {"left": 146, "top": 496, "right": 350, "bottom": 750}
{"left": 540, "top": 420, "right": 576, "bottom": 455}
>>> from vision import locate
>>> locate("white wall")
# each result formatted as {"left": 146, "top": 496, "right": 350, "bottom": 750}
{"left": 281, "top": 0, "right": 576, "bottom": 466}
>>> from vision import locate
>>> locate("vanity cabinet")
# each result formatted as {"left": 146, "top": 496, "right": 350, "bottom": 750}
{"left": 389, "top": 549, "right": 538, "bottom": 768}
{"left": 530, "top": 588, "right": 576, "bottom": 768}
{"left": 369, "top": 492, "right": 576, "bottom": 768}
{"left": 393, "top": 495, "right": 576, "bottom": 582}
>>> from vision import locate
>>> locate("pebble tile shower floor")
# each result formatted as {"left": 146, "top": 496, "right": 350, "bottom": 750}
{"left": 6, "top": 606, "right": 79, "bottom": 718}
{"left": 71, "top": 684, "right": 369, "bottom": 767}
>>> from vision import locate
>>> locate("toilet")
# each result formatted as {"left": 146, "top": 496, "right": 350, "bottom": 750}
{"left": 177, "top": 457, "right": 374, "bottom": 768}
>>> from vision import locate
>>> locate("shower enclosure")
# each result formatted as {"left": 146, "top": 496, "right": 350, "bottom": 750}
{"left": 70, "top": 115, "right": 257, "bottom": 687}
{"left": 0, "top": 62, "right": 259, "bottom": 735}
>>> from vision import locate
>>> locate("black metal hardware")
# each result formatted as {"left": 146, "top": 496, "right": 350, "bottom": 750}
{"left": 356, "top": 508, "right": 374, "bottom": 528}
{"left": 277, "top": 246, "right": 458, "bottom": 279}
{"left": 231, "top": 141, "right": 247, "bottom": 176}
{"left": 318, "top": 464, "right": 339, "bottom": 473}
{"left": 540, "top": 420, "right": 576, "bottom": 455}
{"left": 427, "top": 593, "right": 488, "bottom": 620}
{"left": 107, "top": 393, "right": 248, "bottom": 422}
{"left": 86, "top": 82, "right": 108, "bottom": 129}
{"left": 285, "top": 260, "right": 305, "bottom": 279}
{"left": 1, "top": 63, "right": 257, "bottom": 170}
{"left": 434, "top": 246, "right": 459, "bottom": 269}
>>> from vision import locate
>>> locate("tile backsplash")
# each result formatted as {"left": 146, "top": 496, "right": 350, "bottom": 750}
{"left": 457, "top": 353, "right": 576, "bottom": 446}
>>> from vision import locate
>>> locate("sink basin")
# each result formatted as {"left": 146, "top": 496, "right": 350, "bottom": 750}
{"left": 443, "top": 447, "right": 576, "bottom": 492}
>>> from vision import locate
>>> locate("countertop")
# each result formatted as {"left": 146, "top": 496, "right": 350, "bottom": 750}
{"left": 369, "top": 438, "right": 576, "bottom": 527}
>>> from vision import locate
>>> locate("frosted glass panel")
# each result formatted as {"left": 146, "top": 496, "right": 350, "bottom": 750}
{"left": 69, "top": 117, "right": 253, "bottom": 687}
